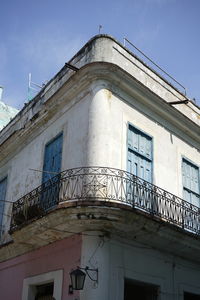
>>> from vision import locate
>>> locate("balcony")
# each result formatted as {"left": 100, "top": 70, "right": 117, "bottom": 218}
{"left": 10, "top": 166, "right": 200, "bottom": 236}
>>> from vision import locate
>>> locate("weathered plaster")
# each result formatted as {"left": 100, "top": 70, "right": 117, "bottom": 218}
{"left": 0, "top": 35, "right": 199, "bottom": 300}
{"left": 0, "top": 235, "right": 81, "bottom": 300}
{"left": 81, "top": 233, "right": 200, "bottom": 300}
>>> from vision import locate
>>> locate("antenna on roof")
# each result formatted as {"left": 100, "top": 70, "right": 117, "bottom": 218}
{"left": 28, "top": 73, "right": 47, "bottom": 101}
{"left": 98, "top": 25, "right": 102, "bottom": 34}
{"left": 0, "top": 86, "right": 3, "bottom": 101}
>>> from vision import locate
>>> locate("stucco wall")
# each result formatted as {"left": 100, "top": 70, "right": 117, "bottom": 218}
{"left": 1, "top": 81, "right": 199, "bottom": 241}
{"left": 1, "top": 35, "right": 199, "bottom": 214}
{"left": 0, "top": 93, "right": 91, "bottom": 238}
{"left": 81, "top": 233, "right": 200, "bottom": 300}
{"left": 87, "top": 86, "right": 200, "bottom": 197}
{"left": 0, "top": 35, "right": 199, "bottom": 300}
{"left": 0, "top": 235, "right": 81, "bottom": 300}
{"left": 70, "top": 35, "right": 200, "bottom": 127}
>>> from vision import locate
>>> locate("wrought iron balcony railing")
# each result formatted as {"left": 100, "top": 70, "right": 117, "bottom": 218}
{"left": 10, "top": 167, "right": 200, "bottom": 234}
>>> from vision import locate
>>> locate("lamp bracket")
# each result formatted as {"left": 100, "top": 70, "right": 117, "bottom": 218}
{"left": 78, "top": 266, "right": 98, "bottom": 283}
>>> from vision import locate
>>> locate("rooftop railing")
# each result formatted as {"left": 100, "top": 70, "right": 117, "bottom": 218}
{"left": 10, "top": 167, "right": 200, "bottom": 235}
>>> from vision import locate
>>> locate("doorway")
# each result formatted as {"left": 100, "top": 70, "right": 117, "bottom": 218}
{"left": 124, "top": 278, "right": 159, "bottom": 300}
{"left": 184, "top": 292, "right": 200, "bottom": 300}
{"left": 35, "top": 282, "right": 54, "bottom": 300}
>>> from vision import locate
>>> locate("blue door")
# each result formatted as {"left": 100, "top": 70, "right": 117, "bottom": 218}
{"left": 182, "top": 159, "right": 200, "bottom": 207}
{"left": 127, "top": 125, "right": 152, "bottom": 182}
{"left": 42, "top": 133, "right": 63, "bottom": 183}
{"left": 41, "top": 134, "right": 63, "bottom": 209}
{"left": 0, "top": 177, "right": 7, "bottom": 231}
{"left": 127, "top": 125, "right": 153, "bottom": 210}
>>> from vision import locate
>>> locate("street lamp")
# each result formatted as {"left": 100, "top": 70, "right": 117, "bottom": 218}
{"left": 70, "top": 268, "right": 86, "bottom": 290}
{"left": 69, "top": 266, "right": 98, "bottom": 292}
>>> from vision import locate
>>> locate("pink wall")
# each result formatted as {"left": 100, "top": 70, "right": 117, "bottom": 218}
{"left": 0, "top": 235, "right": 82, "bottom": 300}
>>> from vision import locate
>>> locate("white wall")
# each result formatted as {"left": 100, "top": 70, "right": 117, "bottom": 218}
{"left": 1, "top": 80, "right": 199, "bottom": 243}
{"left": 81, "top": 233, "right": 200, "bottom": 300}
{"left": 87, "top": 85, "right": 200, "bottom": 198}
{"left": 71, "top": 36, "right": 200, "bottom": 127}
{"left": 0, "top": 93, "right": 91, "bottom": 239}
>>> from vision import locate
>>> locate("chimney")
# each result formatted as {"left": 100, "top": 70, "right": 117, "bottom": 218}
{"left": 0, "top": 86, "right": 3, "bottom": 101}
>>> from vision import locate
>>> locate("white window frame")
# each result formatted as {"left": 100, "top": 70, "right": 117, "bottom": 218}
{"left": 179, "top": 283, "right": 200, "bottom": 300}
{"left": 22, "top": 269, "right": 63, "bottom": 300}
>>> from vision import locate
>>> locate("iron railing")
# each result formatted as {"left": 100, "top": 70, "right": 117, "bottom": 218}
{"left": 10, "top": 167, "right": 200, "bottom": 234}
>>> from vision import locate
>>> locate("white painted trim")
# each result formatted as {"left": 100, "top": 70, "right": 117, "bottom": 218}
{"left": 123, "top": 268, "right": 164, "bottom": 300}
{"left": 179, "top": 283, "right": 200, "bottom": 300}
{"left": 22, "top": 269, "right": 63, "bottom": 300}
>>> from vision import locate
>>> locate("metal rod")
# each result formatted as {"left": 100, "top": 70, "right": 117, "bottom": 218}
{"left": 78, "top": 266, "right": 98, "bottom": 282}
{"left": 28, "top": 73, "right": 31, "bottom": 88}
{"left": 29, "top": 87, "right": 39, "bottom": 92}
{"left": 65, "top": 63, "right": 79, "bottom": 72}
{"left": 0, "top": 199, "right": 14, "bottom": 203}
{"left": 169, "top": 100, "right": 189, "bottom": 105}
{"left": 98, "top": 25, "right": 102, "bottom": 34}
{"left": 29, "top": 168, "right": 60, "bottom": 175}
{"left": 123, "top": 38, "right": 187, "bottom": 95}
{"left": 31, "top": 81, "right": 42, "bottom": 89}
{"left": 123, "top": 38, "right": 126, "bottom": 47}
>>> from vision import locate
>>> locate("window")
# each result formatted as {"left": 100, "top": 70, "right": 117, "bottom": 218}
{"left": 41, "top": 133, "right": 63, "bottom": 210}
{"left": 184, "top": 292, "right": 200, "bottom": 300}
{"left": 127, "top": 124, "right": 152, "bottom": 183}
{"left": 22, "top": 270, "right": 63, "bottom": 300}
{"left": 35, "top": 283, "right": 54, "bottom": 300}
{"left": 42, "top": 133, "right": 63, "bottom": 184}
{"left": 182, "top": 158, "right": 200, "bottom": 207}
{"left": 124, "top": 279, "right": 159, "bottom": 300}
{"left": 0, "top": 177, "right": 7, "bottom": 234}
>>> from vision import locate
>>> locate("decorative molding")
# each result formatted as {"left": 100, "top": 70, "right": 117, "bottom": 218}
{"left": 22, "top": 269, "right": 63, "bottom": 300}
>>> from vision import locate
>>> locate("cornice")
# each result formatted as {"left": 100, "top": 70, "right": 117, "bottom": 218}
{"left": 0, "top": 62, "right": 199, "bottom": 162}
{"left": 78, "top": 62, "right": 200, "bottom": 146}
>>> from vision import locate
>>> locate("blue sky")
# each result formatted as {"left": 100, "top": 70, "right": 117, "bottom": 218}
{"left": 0, "top": 0, "right": 200, "bottom": 108}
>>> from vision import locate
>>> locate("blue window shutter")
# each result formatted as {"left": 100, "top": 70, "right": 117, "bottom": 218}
{"left": 41, "top": 134, "right": 63, "bottom": 210}
{"left": 127, "top": 151, "right": 132, "bottom": 174}
{"left": 42, "top": 133, "right": 63, "bottom": 183}
{"left": 129, "top": 150, "right": 139, "bottom": 177}
{"left": 127, "top": 128, "right": 132, "bottom": 148}
{"left": 191, "top": 165, "right": 199, "bottom": 194}
{"left": 144, "top": 138, "right": 152, "bottom": 160}
{"left": 183, "top": 188, "right": 191, "bottom": 203}
{"left": 132, "top": 131, "right": 139, "bottom": 152}
{"left": 128, "top": 125, "right": 152, "bottom": 183}
{"left": 139, "top": 134, "right": 145, "bottom": 156}
{"left": 0, "top": 178, "right": 7, "bottom": 228}
{"left": 182, "top": 159, "right": 200, "bottom": 207}
{"left": 191, "top": 192, "right": 200, "bottom": 207}
{"left": 144, "top": 159, "right": 152, "bottom": 183}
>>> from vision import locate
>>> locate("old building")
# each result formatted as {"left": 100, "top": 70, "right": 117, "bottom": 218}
{"left": 0, "top": 35, "right": 199, "bottom": 300}
{"left": 0, "top": 87, "right": 19, "bottom": 237}
{"left": 0, "top": 87, "right": 19, "bottom": 131}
